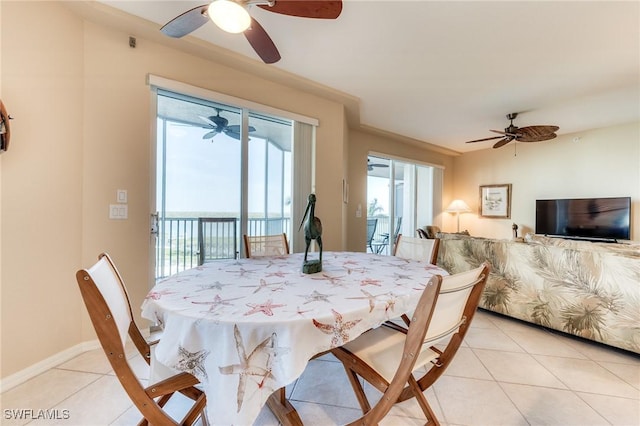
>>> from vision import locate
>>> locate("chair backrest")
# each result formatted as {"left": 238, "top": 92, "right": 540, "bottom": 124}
{"left": 243, "top": 233, "right": 290, "bottom": 258}
{"left": 366, "top": 218, "right": 377, "bottom": 244}
{"left": 423, "top": 262, "right": 490, "bottom": 346}
{"left": 76, "top": 253, "right": 207, "bottom": 425}
{"left": 393, "top": 234, "right": 440, "bottom": 264}
{"left": 198, "top": 217, "right": 238, "bottom": 264}
{"left": 359, "top": 275, "right": 443, "bottom": 423}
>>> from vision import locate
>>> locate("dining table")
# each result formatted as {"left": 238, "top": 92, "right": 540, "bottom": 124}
{"left": 141, "top": 251, "right": 448, "bottom": 425}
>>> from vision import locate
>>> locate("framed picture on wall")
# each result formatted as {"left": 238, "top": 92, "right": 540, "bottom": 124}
{"left": 479, "top": 184, "right": 512, "bottom": 218}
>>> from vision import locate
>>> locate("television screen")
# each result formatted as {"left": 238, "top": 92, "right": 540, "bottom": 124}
{"left": 536, "top": 197, "right": 631, "bottom": 241}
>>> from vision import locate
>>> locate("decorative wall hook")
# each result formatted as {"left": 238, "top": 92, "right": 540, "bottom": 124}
{"left": 0, "top": 99, "right": 12, "bottom": 153}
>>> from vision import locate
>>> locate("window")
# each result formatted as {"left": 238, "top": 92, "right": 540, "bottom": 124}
{"left": 150, "top": 79, "right": 315, "bottom": 279}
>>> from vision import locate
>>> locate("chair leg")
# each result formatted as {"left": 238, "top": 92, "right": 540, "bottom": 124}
{"left": 407, "top": 374, "right": 439, "bottom": 425}
{"left": 343, "top": 366, "right": 372, "bottom": 414}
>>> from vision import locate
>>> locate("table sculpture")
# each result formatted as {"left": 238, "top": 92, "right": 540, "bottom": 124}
{"left": 299, "top": 193, "right": 323, "bottom": 273}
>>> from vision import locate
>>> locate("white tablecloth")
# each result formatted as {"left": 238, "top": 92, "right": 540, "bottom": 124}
{"left": 142, "top": 251, "right": 447, "bottom": 425}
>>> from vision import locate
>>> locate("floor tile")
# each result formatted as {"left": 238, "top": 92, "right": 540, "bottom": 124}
{"left": 598, "top": 360, "right": 640, "bottom": 390}
{"left": 462, "top": 326, "right": 526, "bottom": 353}
{"left": 289, "top": 359, "right": 361, "bottom": 409}
{"left": 500, "top": 325, "right": 589, "bottom": 359}
{"left": 56, "top": 349, "right": 112, "bottom": 375}
{"left": 474, "top": 348, "right": 567, "bottom": 388}
{"left": 577, "top": 391, "right": 640, "bottom": 425}
{"left": 28, "top": 375, "right": 131, "bottom": 425}
{"left": 441, "top": 346, "right": 493, "bottom": 380}
{"left": 502, "top": 382, "right": 609, "bottom": 425}
{"left": 0, "top": 369, "right": 101, "bottom": 426}
{"left": 536, "top": 354, "right": 639, "bottom": 399}
{"left": 433, "top": 375, "right": 528, "bottom": 426}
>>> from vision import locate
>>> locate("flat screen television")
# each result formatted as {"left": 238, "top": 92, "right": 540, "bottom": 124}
{"left": 535, "top": 197, "right": 631, "bottom": 241}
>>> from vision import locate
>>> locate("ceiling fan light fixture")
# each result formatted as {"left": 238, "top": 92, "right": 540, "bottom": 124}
{"left": 208, "top": 0, "right": 251, "bottom": 34}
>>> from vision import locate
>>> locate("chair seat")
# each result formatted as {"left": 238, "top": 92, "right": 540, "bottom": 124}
{"left": 342, "top": 326, "right": 439, "bottom": 383}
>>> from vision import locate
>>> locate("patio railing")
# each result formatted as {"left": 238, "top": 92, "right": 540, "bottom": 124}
{"left": 155, "top": 216, "right": 291, "bottom": 280}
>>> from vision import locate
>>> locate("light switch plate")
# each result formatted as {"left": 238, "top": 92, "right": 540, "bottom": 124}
{"left": 116, "top": 189, "right": 128, "bottom": 203}
{"left": 109, "top": 204, "right": 128, "bottom": 219}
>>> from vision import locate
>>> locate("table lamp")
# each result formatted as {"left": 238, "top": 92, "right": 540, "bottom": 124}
{"left": 445, "top": 199, "right": 472, "bottom": 232}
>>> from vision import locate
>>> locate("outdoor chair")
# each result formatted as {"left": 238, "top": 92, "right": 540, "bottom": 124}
{"left": 243, "top": 233, "right": 290, "bottom": 258}
{"left": 374, "top": 217, "right": 403, "bottom": 254}
{"left": 198, "top": 217, "right": 238, "bottom": 264}
{"left": 366, "top": 218, "right": 378, "bottom": 252}
{"left": 76, "top": 253, "right": 208, "bottom": 426}
{"left": 394, "top": 234, "right": 440, "bottom": 265}
{"left": 331, "top": 263, "right": 491, "bottom": 425}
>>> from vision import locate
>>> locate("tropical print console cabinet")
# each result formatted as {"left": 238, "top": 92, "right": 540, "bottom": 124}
{"left": 437, "top": 233, "right": 640, "bottom": 354}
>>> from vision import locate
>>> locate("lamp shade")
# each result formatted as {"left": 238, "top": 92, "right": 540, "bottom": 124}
{"left": 208, "top": 0, "right": 251, "bottom": 34}
{"left": 445, "top": 199, "right": 472, "bottom": 213}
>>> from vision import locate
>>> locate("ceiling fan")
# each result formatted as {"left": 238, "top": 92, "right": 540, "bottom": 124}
{"left": 368, "top": 159, "right": 388, "bottom": 171}
{"left": 465, "top": 113, "right": 559, "bottom": 149}
{"left": 160, "top": 0, "right": 343, "bottom": 64}
{"left": 200, "top": 108, "right": 256, "bottom": 140}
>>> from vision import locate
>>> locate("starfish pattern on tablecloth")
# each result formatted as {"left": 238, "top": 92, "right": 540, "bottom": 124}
{"left": 226, "top": 267, "right": 258, "bottom": 277}
{"left": 219, "top": 325, "right": 284, "bottom": 412}
{"left": 191, "top": 294, "right": 243, "bottom": 312}
{"left": 347, "top": 289, "right": 388, "bottom": 312}
{"left": 312, "top": 309, "right": 362, "bottom": 347}
{"left": 264, "top": 270, "right": 289, "bottom": 278}
{"left": 173, "top": 346, "right": 210, "bottom": 380}
{"left": 145, "top": 289, "right": 174, "bottom": 300}
{"left": 244, "top": 299, "right": 286, "bottom": 316}
{"left": 194, "top": 281, "right": 232, "bottom": 292}
{"left": 311, "top": 273, "right": 346, "bottom": 287}
{"left": 241, "top": 278, "right": 284, "bottom": 294}
{"left": 300, "top": 289, "right": 334, "bottom": 304}
{"left": 360, "top": 277, "right": 382, "bottom": 287}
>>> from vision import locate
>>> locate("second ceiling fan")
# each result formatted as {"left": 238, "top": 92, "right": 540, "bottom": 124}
{"left": 465, "top": 113, "right": 559, "bottom": 149}
{"left": 160, "top": 0, "right": 343, "bottom": 64}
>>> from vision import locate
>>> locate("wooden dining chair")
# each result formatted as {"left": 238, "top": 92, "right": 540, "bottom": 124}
{"left": 76, "top": 253, "right": 208, "bottom": 426}
{"left": 243, "top": 233, "right": 290, "bottom": 258}
{"left": 331, "top": 262, "right": 490, "bottom": 425}
{"left": 394, "top": 234, "right": 440, "bottom": 265}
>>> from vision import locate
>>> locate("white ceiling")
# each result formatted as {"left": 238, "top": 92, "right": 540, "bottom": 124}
{"left": 100, "top": 0, "right": 640, "bottom": 153}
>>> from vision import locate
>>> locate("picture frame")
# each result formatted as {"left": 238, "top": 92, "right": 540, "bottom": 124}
{"left": 479, "top": 184, "right": 512, "bottom": 218}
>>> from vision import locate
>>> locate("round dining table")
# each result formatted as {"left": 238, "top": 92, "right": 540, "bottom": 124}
{"left": 142, "top": 251, "right": 447, "bottom": 425}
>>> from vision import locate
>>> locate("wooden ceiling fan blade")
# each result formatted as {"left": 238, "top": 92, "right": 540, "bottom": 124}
{"left": 161, "top": 4, "right": 210, "bottom": 38}
{"left": 465, "top": 135, "right": 504, "bottom": 143}
{"left": 258, "top": 1, "right": 343, "bottom": 19}
{"left": 490, "top": 129, "right": 522, "bottom": 138}
{"left": 244, "top": 18, "right": 281, "bottom": 63}
{"left": 493, "top": 138, "right": 513, "bottom": 149}
{"left": 517, "top": 125, "right": 560, "bottom": 138}
{"left": 518, "top": 133, "right": 558, "bottom": 142}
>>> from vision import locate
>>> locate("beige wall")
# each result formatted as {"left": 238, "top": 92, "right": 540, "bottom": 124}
{"left": 451, "top": 122, "right": 640, "bottom": 241}
{"left": 1, "top": 1, "right": 85, "bottom": 378}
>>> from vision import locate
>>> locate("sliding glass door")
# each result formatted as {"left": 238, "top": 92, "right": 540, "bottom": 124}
{"left": 154, "top": 90, "right": 294, "bottom": 279}
{"left": 367, "top": 154, "right": 442, "bottom": 254}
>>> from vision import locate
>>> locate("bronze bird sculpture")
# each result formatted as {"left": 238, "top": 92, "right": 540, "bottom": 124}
{"left": 299, "top": 193, "right": 323, "bottom": 265}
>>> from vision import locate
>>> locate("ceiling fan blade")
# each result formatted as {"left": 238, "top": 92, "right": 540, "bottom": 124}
{"left": 244, "top": 18, "right": 281, "bottom": 64}
{"left": 490, "top": 129, "right": 522, "bottom": 138}
{"left": 493, "top": 138, "right": 513, "bottom": 149}
{"left": 225, "top": 125, "right": 257, "bottom": 134}
{"left": 203, "top": 130, "right": 219, "bottom": 139}
{"left": 225, "top": 131, "right": 242, "bottom": 140}
{"left": 517, "top": 133, "right": 558, "bottom": 143}
{"left": 465, "top": 135, "right": 505, "bottom": 143}
{"left": 161, "top": 4, "right": 210, "bottom": 38}
{"left": 199, "top": 115, "right": 218, "bottom": 127}
{"left": 258, "top": 1, "right": 343, "bottom": 19}
{"left": 517, "top": 125, "right": 560, "bottom": 138}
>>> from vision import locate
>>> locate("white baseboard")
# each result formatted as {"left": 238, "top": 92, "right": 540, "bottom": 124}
{"left": 0, "top": 339, "right": 101, "bottom": 393}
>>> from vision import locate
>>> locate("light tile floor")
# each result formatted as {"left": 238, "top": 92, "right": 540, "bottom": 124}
{"left": 1, "top": 310, "right": 638, "bottom": 425}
